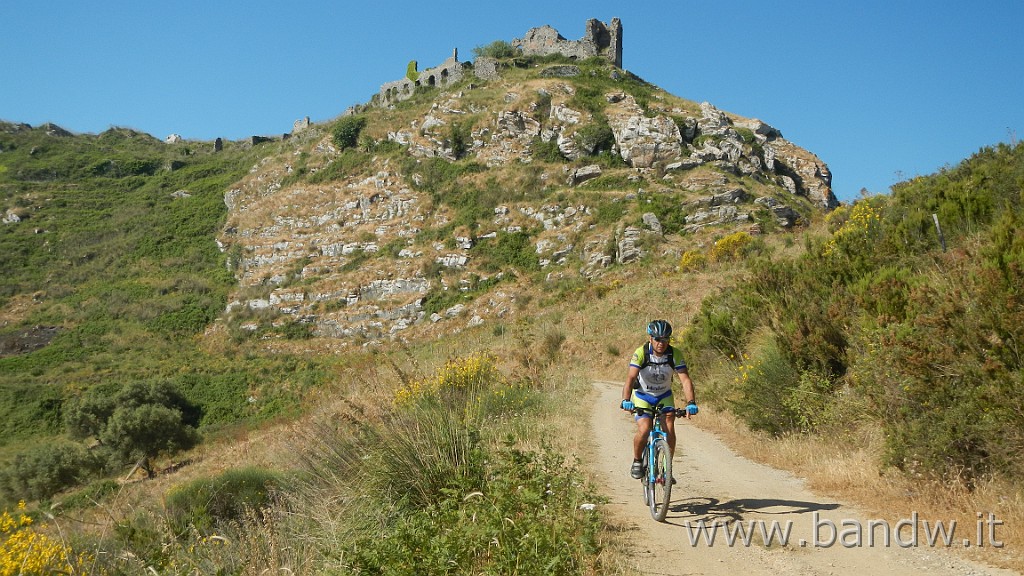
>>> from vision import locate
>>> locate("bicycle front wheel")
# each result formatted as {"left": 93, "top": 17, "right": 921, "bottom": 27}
{"left": 649, "top": 438, "right": 673, "bottom": 522}
{"left": 640, "top": 449, "right": 650, "bottom": 506}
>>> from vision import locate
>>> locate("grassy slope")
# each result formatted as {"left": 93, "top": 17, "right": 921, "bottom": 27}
{"left": 0, "top": 126, "right": 335, "bottom": 460}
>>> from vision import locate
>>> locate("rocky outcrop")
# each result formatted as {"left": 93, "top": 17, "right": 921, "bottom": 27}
{"left": 605, "top": 93, "right": 682, "bottom": 168}
{"left": 764, "top": 139, "right": 837, "bottom": 210}
{"left": 3, "top": 209, "right": 24, "bottom": 224}
{"left": 684, "top": 205, "right": 753, "bottom": 232}
{"left": 567, "top": 164, "right": 602, "bottom": 186}
{"left": 755, "top": 197, "right": 802, "bottom": 228}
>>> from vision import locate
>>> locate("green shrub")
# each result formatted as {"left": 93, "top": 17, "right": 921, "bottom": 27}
{"left": 421, "top": 286, "right": 467, "bottom": 318}
{"left": 65, "top": 380, "right": 201, "bottom": 477}
{"left": 339, "top": 442, "right": 601, "bottom": 574}
{"left": 582, "top": 174, "right": 633, "bottom": 190}
{"left": 531, "top": 136, "right": 564, "bottom": 163}
{"left": 574, "top": 122, "right": 616, "bottom": 156}
{"left": 0, "top": 440, "right": 102, "bottom": 503}
{"left": 164, "top": 467, "right": 283, "bottom": 536}
{"left": 60, "top": 478, "right": 120, "bottom": 510}
{"left": 331, "top": 115, "right": 366, "bottom": 151}
{"left": 471, "top": 40, "right": 518, "bottom": 59}
{"left": 851, "top": 265, "right": 915, "bottom": 325}
{"left": 683, "top": 141, "right": 1024, "bottom": 483}
{"left": 729, "top": 340, "right": 802, "bottom": 435}
{"left": 749, "top": 258, "right": 851, "bottom": 377}
{"left": 405, "top": 60, "right": 419, "bottom": 82}
{"left": 446, "top": 121, "right": 471, "bottom": 159}
{"left": 308, "top": 147, "right": 372, "bottom": 183}
{"left": 640, "top": 190, "right": 687, "bottom": 234}
{"left": 533, "top": 90, "right": 552, "bottom": 124}
{"left": 421, "top": 274, "right": 506, "bottom": 318}
{"left": 402, "top": 156, "right": 484, "bottom": 194}
{"left": 591, "top": 199, "right": 626, "bottom": 226}
{"left": 853, "top": 237, "right": 1024, "bottom": 481}
{"left": 474, "top": 230, "right": 541, "bottom": 273}
{"left": 568, "top": 85, "right": 608, "bottom": 117}
{"left": 692, "top": 134, "right": 720, "bottom": 149}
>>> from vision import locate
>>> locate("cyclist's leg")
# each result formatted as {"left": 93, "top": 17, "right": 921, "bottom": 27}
{"left": 634, "top": 416, "right": 652, "bottom": 460}
{"left": 631, "top": 391, "right": 654, "bottom": 460}
{"left": 655, "top": 392, "right": 677, "bottom": 456}
{"left": 664, "top": 411, "right": 677, "bottom": 457}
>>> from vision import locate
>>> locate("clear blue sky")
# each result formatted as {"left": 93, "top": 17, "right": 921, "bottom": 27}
{"left": 3, "top": 1, "right": 1022, "bottom": 202}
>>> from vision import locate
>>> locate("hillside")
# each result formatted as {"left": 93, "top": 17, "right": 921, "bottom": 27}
{"left": 217, "top": 40, "right": 835, "bottom": 347}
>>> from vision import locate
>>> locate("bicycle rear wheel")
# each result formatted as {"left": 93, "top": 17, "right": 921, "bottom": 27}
{"left": 649, "top": 438, "right": 672, "bottom": 521}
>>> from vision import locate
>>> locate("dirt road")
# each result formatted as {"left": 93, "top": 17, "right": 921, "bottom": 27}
{"left": 587, "top": 380, "right": 1018, "bottom": 576}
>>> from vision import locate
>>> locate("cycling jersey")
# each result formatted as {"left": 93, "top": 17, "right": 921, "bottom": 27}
{"left": 629, "top": 343, "right": 687, "bottom": 397}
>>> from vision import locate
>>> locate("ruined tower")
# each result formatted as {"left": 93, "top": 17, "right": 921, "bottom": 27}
{"left": 512, "top": 17, "right": 623, "bottom": 68}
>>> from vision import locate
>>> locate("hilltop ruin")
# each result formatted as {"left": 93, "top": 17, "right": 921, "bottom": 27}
{"left": 512, "top": 17, "right": 621, "bottom": 68}
{"left": 375, "top": 17, "right": 623, "bottom": 107}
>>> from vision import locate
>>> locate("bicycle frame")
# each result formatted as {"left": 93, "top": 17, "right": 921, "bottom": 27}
{"left": 633, "top": 404, "right": 682, "bottom": 521}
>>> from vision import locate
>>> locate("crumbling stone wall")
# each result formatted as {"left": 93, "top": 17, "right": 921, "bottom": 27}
{"left": 512, "top": 18, "right": 622, "bottom": 68}
{"left": 374, "top": 18, "right": 623, "bottom": 108}
{"left": 293, "top": 117, "right": 312, "bottom": 133}
{"left": 378, "top": 49, "right": 468, "bottom": 107}
{"left": 473, "top": 57, "right": 502, "bottom": 81}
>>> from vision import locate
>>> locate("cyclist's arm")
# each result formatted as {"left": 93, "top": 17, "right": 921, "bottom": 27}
{"left": 676, "top": 368, "right": 696, "bottom": 414}
{"left": 622, "top": 364, "right": 641, "bottom": 403}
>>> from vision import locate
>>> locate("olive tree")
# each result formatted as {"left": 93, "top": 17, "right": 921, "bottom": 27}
{"left": 65, "top": 381, "right": 201, "bottom": 477}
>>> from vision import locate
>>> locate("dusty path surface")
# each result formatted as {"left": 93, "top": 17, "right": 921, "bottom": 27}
{"left": 587, "top": 380, "right": 1018, "bottom": 576}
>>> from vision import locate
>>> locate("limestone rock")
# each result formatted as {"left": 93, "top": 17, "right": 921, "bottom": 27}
{"left": 755, "top": 197, "right": 802, "bottom": 228}
{"left": 617, "top": 226, "right": 644, "bottom": 263}
{"left": 605, "top": 94, "right": 682, "bottom": 168}
{"left": 766, "top": 140, "right": 838, "bottom": 210}
{"left": 642, "top": 213, "right": 662, "bottom": 234}
{"left": 567, "top": 164, "right": 602, "bottom": 186}
{"left": 683, "top": 206, "right": 753, "bottom": 232}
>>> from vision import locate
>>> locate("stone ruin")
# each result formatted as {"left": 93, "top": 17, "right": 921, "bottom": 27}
{"left": 512, "top": 17, "right": 622, "bottom": 68}
{"left": 377, "top": 48, "right": 468, "bottom": 107}
{"left": 375, "top": 17, "right": 622, "bottom": 107}
{"left": 293, "top": 116, "right": 312, "bottom": 133}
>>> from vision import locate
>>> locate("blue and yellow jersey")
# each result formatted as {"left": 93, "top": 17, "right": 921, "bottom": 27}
{"left": 629, "top": 343, "right": 687, "bottom": 396}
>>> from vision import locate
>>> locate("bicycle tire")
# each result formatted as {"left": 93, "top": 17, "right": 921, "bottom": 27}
{"left": 649, "top": 438, "right": 672, "bottom": 521}
{"left": 640, "top": 448, "right": 651, "bottom": 506}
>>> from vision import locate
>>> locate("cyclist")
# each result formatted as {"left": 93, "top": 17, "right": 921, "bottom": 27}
{"left": 620, "top": 319, "right": 698, "bottom": 479}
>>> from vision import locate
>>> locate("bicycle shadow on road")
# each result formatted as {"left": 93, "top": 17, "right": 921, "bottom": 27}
{"left": 665, "top": 497, "right": 841, "bottom": 526}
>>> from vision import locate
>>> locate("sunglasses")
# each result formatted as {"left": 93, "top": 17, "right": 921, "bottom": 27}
{"left": 652, "top": 337, "right": 670, "bottom": 344}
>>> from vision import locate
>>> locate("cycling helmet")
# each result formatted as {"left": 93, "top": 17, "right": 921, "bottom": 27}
{"left": 647, "top": 320, "right": 672, "bottom": 339}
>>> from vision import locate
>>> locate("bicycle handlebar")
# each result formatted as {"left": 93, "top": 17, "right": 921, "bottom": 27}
{"left": 631, "top": 406, "right": 685, "bottom": 418}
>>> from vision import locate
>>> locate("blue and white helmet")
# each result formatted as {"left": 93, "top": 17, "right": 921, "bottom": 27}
{"left": 647, "top": 320, "right": 672, "bottom": 339}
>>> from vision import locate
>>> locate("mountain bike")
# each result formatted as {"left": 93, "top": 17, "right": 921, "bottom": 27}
{"left": 633, "top": 404, "right": 683, "bottom": 522}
